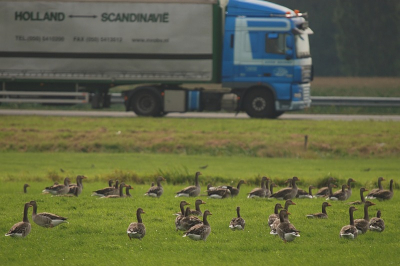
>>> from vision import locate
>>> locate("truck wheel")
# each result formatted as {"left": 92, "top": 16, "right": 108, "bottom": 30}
{"left": 244, "top": 89, "right": 277, "bottom": 118}
{"left": 132, "top": 90, "right": 162, "bottom": 117}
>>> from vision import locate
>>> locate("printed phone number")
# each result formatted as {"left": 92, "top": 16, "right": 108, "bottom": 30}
{"left": 15, "top": 35, "right": 65, "bottom": 42}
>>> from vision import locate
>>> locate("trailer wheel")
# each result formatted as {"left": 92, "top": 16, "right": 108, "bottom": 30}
{"left": 244, "top": 89, "right": 280, "bottom": 118}
{"left": 131, "top": 89, "right": 163, "bottom": 117}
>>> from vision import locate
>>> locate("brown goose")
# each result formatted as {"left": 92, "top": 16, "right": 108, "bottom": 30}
{"left": 29, "top": 200, "right": 68, "bottom": 228}
{"left": 297, "top": 185, "right": 316, "bottom": 199}
{"left": 270, "top": 200, "right": 296, "bottom": 233}
{"left": 270, "top": 177, "right": 300, "bottom": 200}
{"left": 100, "top": 183, "right": 127, "bottom": 198}
{"left": 183, "top": 210, "right": 212, "bottom": 241}
{"left": 190, "top": 199, "right": 206, "bottom": 216}
{"left": 344, "top": 178, "right": 356, "bottom": 200}
{"left": 229, "top": 206, "right": 245, "bottom": 230}
{"left": 247, "top": 176, "right": 269, "bottom": 198}
{"left": 365, "top": 179, "right": 394, "bottom": 201}
{"left": 276, "top": 209, "right": 300, "bottom": 242}
{"left": 68, "top": 175, "right": 86, "bottom": 196}
{"left": 92, "top": 180, "right": 119, "bottom": 197}
{"left": 179, "top": 207, "right": 203, "bottom": 231}
{"left": 127, "top": 208, "right": 146, "bottom": 240}
{"left": 269, "top": 182, "right": 278, "bottom": 196}
{"left": 268, "top": 203, "right": 283, "bottom": 228}
{"left": 42, "top": 177, "right": 71, "bottom": 196}
{"left": 348, "top": 187, "right": 368, "bottom": 205}
{"left": 369, "top": 210, "right": 385, "bottom": 232}
{"left": 5, "top": 202, "right": 32, "bottom": 238}
{"left": 124, "top": 185, "right": 133, "bottom": 197}
{"left": 207, "top": 187, "right": 231, "bottom": 199}
{"left": 175, "top": 201, "right": 190, "bottom": 230}
{"left": 23, "top": 184, "right": 30, "bottom": 193}
{"left": 314, "top": 177, "right": 336, "bottom": 197}
{"left": 340, "top": 206, "right": 358, "bottom": 239}
{"left": 327, "top": 184, "right": 348, "bottom": 201}
{"left": 354, "top": 201, "right": 376, "bottom": 234}
{"left": 175, "top": 172, "right": 201, "bottom": 197}
{"left": 306, "top": 202, "right": 332, "bottom": 219}
{"left": 366, "top": 177, "right": 385, "bottom": 198}
{"left": 144, "top": 176, "right": 166, "bottom": 198}
{"left": 219, "top": 180, "right": 246, "bottom": 197}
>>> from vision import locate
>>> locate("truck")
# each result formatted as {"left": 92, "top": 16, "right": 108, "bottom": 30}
{"left": 0, "top": 0, "right": 313, "bottom": 118}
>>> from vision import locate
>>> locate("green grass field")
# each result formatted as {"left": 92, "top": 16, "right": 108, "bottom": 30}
{"left": 0, "top": 153, "right": 399, "bottom": 265}
{"left": 0, "top": 113, "right": 399, "bottom": 265}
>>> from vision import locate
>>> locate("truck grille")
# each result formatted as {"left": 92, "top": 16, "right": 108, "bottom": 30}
{"left": 302, "top": 65, "right": 312, "bottom": 83}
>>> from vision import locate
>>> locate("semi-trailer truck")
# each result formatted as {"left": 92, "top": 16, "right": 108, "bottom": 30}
{"left": 0, "top": 0, "right": 313, "bottom": 118}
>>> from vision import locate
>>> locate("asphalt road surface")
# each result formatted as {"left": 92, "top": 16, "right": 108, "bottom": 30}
{"left": 1, "top": 109, "right": 400, "bottom": 121}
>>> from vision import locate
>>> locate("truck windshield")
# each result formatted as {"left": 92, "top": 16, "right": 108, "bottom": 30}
{"left": 295, "top": 33, "right": 310, "bottom": 58}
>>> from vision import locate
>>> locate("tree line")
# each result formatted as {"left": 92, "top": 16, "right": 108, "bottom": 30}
{"left": 272, "top": 0, "right": 400, "bottom": 77}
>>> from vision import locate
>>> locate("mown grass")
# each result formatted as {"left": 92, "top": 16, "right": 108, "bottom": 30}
{"left": 1, "top": 116, "right": 400, "bottom": 158}
{"left": 0, "top": 153, "right": 399, "bottom": 265}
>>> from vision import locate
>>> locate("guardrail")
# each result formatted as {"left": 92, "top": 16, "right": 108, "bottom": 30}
{"left": 310, "top": 96, "right": 400, "bottom": 107}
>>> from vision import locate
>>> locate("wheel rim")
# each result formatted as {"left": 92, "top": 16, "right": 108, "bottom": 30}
{"left": 252, "top": 97, "right": 267, "bottom": 111}
{"left": 137, "top": 95, "right": 155, "bottom": 113}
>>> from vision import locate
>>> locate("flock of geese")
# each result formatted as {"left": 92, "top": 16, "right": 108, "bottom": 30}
{"left": 5, "top": 172, "right": 392, "bottom": 242}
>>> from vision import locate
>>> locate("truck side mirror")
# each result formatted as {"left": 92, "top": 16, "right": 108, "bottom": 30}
{"left": 286, "top": 35, "right": 294, "bottom": 49}
{"left": 285, "top": 49, "right": 293, "bottom": 60}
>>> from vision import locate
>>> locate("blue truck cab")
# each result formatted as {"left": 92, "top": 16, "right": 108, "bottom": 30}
{"left": 222, "top": 0, "right": 313, "bottom": 118}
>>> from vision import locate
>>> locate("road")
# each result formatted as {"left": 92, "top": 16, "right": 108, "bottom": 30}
{"left": 1, "top": 109, "right": 400, "bottom": 121}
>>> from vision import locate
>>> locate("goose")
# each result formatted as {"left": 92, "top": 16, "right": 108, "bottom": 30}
{"left": 183, "top": 210, "right": 212, "bottom": 241}
{"left": 348, "top": 187, "right": 368, "bottom": 205}
{"left": 269, "top": 182, "right": 278, "bottom": 197}
{"left": 270, "top": 177, "right": 300, "bottom": 200}
{"left": 29, "top": 200, "right": 68, "bottom": 228}
{"left": 127, "top": 208, "right": 146, "bottom": 240}
{"left": 207, "top": 187, "right": 231, "bottom": 199}
{"left": 23, "top": 184, "right": 30, "bottom": 193}
{"left": 340, "top": 206, "right": 358, "bottom": 239}
{"left": 42, "top": 177, "right": 71, "bottom": 196}
{"left": 276, "top": 209, "right": 300, "bottom": 242}
{"left": 344, "top": 178, "right": 356, "bottom": 200}
{"left": 268, "top": 203, "right": 283, "bottom": 228}
{"left": 306, "top": 202, "right": 332, "bottom": 219}
{"left": 369, "top": 210, "right": 385, "bottom": 232}
{"left": 327, "top": 184, "right": 348, "bottom": 201}
{"left": 314, "top": 177, "right": 336, "bottom": 198}
{"left": 354, "top": 201, "right": 376, "bottom": 234}
{"left": 247, "top": 176, "right": 269, "bottom": 198}
{"left": 297, "top": 185, "right": 316, "bottom": 199}
{"left": 270, "top": 200, "right": 296, "bottom": 233}
{"left": 366, "top": 177, "right": 385, "bottom": 198}
{"left": 175, "top": 201, "right": 190, "bottom": 230}
{"left": 68, "top": 175, "right": 86, "bottom": 196}
{"left": 365, "top": 179, "right": 394, "bottom": 201}
{"left": 219, "top": 180, "right": 246, "bottom": 197}
{"left": 190, "top": 199, "right": 206, "bottom": 216}
{"left": 100, "top": 183, "right": 127, "bottom": 198}
{"left": 124, "top": 185, "right": 133, "bottom": 197}
{"left": 179, "top": 207, "right": 203, "bottom": 231}
{"left": 92, "top": 180, "right": 119, "bottom": 197}
{"left": 229, "top": 206, "right": 245, "bottom": 230}
{"left": 144, "top": 176, "right": 166, "bottom": 198}
{"left": 175, "top": 172, "right": 201, "bottom": 197}
{"left": 5, "top": 202, "right": 32, "bottom": 238}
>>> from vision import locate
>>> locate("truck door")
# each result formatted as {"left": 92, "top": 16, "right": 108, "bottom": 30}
{"left": 261, "top": 32, "right": 293, "bottom": 100}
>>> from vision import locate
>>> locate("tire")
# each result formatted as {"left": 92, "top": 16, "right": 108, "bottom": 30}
{"left": 131, "top": 89, "right": 162, "bottom": 117}
{"left": 244, "top": 89, "right": 277, "bottom": 118}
